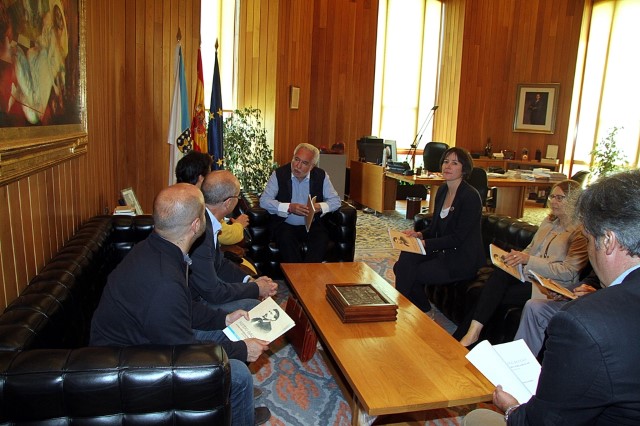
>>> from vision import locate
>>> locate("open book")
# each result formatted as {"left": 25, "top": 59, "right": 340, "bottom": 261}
{"left": 529, "top": 270, "right": 576, "bottom": 300}
{"left": 466, "top": 339, "right": 541, "bottom": 404}
{"left": 305, "top": 195, "right": 317, "bottom": 232}
{"left": 490, "top": 244, "right": 525, "bottom": 282}
{"left": 223, "top": 297, "right": 295, "bottom": 343}
{"left": 388, "top": 229, "right": 426, "bottom": 255}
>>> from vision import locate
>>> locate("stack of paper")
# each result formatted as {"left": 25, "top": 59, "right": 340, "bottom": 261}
{"left": 466, "top": 339, "right": 541, "bottom": 404}
{"left": 549, "top": 172, "right": 568, "bottom": 181}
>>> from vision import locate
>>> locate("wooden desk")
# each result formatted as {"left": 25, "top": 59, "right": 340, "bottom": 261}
{"left": 349, "top": 160, "right": 396, "bottom": 212}
{"left": 281, "top": 262, "right": 493, "bottom": 424}
{"left": 473, "top": 157, "right": 560, "bottom": 172}
{"left": 386, "top": 172, "right": 534, "bottom": 218}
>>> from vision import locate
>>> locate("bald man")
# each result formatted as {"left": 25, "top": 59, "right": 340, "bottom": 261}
{"left": 91, "top": 184, "right": 271, "bottom": 425}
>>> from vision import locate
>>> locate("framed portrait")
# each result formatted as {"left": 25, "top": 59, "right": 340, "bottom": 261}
{"left": 513, "top": 83, "right": 560, "bottom": 134}
{"left": 0, "top": 0, "right": 87, "bottom": 185}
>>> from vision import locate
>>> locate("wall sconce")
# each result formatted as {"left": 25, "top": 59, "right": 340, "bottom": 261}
{"left": 289, "top": 86, "right": 300, "bottom": 110}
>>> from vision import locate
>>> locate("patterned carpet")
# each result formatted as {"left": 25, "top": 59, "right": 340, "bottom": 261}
{"left": 252, "top": 204, "right": 547, "bottom": 425}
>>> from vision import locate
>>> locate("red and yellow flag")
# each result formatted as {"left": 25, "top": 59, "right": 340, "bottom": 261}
{"left": 191, "top": 48, "right": 207, "bottom": 153}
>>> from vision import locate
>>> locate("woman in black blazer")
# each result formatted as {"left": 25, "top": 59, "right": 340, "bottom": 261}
{"left": 393, "top": 147, "right": 485, "bottom": 312}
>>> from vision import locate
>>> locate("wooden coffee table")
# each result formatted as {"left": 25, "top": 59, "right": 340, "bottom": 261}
{"left": 281, "top": 262, "right": 493, "bottom": 425}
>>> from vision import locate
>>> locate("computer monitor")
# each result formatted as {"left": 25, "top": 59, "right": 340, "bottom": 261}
{"left": 383, "top": 140, "right": 397, "bottom": 165}
{"left": 357, "top": 136, "right": 384, "bottom": 164}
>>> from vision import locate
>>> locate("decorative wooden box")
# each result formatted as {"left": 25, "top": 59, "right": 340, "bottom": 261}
{"left": 326, "top": 284, "right": 398, "bottom": 323}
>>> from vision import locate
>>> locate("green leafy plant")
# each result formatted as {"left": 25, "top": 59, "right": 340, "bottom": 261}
{"left": 590, "top": 126, "right": 628, "bottom": 179}
{"left": 223, "top": 107, "right": 276, "bottom": 193}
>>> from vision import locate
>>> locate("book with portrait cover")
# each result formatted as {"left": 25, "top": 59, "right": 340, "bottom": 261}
{"left": 489, "top": 244, "right": 525, "bottom": 282}
{"left": 529, "top": 270, "right": 576, "bottom": 300}
{"left": 388, "top": 229, "right": 426, "bottom": 255}
{"left": 223, "top": 297, "right": 295, "bottom": 343}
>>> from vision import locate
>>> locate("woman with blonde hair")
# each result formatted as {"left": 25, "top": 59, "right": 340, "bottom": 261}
{"left": 455, "top": 179, "right": 589, "bottom": 347}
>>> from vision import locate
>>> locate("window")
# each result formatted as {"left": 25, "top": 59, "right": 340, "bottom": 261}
{"left": 569, "top": 0, "right": 639, "bottom": 175}
{"left": 200, "top": 0, "right": 238, "bottom": 111}
{"left": 372, "top": 0, "right": 443, "bottom": 165}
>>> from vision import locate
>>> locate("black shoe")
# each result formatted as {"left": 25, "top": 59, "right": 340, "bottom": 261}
{"left": 254, "top": 406, "right": 271, "bottom": 425}
{"left": 253, "top": 387, "right": 263, "bottom": 400}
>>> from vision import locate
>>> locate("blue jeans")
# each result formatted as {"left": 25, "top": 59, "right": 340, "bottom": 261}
{"left": 193, "top": 329, "right": 254, "bottom": 426}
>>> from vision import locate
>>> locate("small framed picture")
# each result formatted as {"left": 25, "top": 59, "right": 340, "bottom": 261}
{"left": 121, "top": 187, "right": 143, "bottom": 215}
{"left": 513, "top": 83, "right": 560, "bottom": 134}
{"left": 289, "top": 86, "right": 300, "bottom": 110}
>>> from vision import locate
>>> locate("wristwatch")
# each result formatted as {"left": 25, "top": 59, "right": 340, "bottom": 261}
{"left": 504, "top": 404, "right": 520, "bottom": 422}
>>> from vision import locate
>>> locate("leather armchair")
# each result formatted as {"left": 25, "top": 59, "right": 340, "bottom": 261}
{"left": 239, "top": 193, "right": 357, "bottom": 278}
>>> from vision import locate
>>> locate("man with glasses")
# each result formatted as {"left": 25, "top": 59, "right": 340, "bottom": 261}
{"left": 259, "top": 143, "right": 342, "bottom": 263}
{"left": 189, "top": 170, "right": 278, "bottom": 313}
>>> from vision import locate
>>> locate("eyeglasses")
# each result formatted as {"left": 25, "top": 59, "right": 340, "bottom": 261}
{"left": 548, "top": 194, "right": 566, "bottom": 201}
{"left": 224, "top": 195, "right": 240, "bottom": 202}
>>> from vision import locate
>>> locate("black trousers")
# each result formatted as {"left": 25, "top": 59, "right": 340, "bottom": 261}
{"left": 393, "top": 251, "right": 454, "bottom": 312}
{"left": 273, "top": 221, "right": 329, "bottom": 263}
{"left": 453, "top": 268, "right": 532, "bottom": 340}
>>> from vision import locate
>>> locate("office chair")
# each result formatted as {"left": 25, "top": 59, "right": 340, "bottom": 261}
{"left": 466, "top": 167, "right": 491, "bottom": 209}
{"left": 422, "top": 142, "right": 449, "bottom": 173}
{"left": 570, "top": 170, "right": 590, "bottom": 189}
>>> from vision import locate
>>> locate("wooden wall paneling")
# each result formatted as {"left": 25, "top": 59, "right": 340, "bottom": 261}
{"left": 37, "top": 171, "right": 52, "bottom": 263}
{"left": 135, "top": 0, "right": 147, "bottom": 208}
{"left": 257, "top": 0, "right": 269, "bottom": 113}
{"left": 7, "top": 183, "right": 26, "bottom": 299}
{"left": 445, "top": 0, "right": 584, "bottom": 166}
{"left": 18, "top": 178, "right": 35, "bottom": 285}
{"left": 161, "top": 0, "right": 172, "bottom": 189}
{"left": 265, "top": 0, "right": 279, "bottom": 160}
{"left": 0, "top": 184, "right": 18, "bottom": 307}
{"left": 152, "top": 0, "right": 165, "bottom": 191}
{"left": 31, "top": 173, "right": 46, "bottom": 273}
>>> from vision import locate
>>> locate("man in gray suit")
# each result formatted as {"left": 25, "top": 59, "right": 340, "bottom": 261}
{"left": 464, "top": 169, "right": 640, "bottom": 425}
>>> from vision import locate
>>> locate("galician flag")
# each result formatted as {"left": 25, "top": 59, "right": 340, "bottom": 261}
{"left": 208, "top": 41, "right": 224, "bottom": 170}
{"left": 191, "top": 47, "right": 207, "bottom": 153}
{"left": 167, "top": 41, "right": 192, "bottom": 185}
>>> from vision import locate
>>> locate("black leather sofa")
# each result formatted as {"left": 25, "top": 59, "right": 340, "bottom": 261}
{"left": 239, "top": 193, "right": 357, "bottom": 278}
{"left": 414, "top": 213, "right": 539, "bottom": 344}
{"left": 0, "top": 215, "right": 231, "bottom": 425}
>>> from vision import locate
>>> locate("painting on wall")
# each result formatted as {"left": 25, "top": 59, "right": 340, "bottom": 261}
{"left": 0, "top": 0, "right": 86, "bottom": 185}
{"left": 513, "top": 83, "right": 560, "bottom": 134}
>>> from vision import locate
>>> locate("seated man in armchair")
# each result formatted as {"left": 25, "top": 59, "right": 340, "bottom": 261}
{"left": 259, "top": 143, "right": 342, "bottom": 263}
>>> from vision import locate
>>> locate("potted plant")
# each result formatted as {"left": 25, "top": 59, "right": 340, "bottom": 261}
{"left": 590, "top": 126, "right": 628, "bottom": 180}
{"left": 223, "top": 107, "right": 276, "bottom": 193}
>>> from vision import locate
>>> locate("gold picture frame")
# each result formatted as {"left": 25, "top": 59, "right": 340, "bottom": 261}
{"left": 0, "top": 0, "right": 87, "bottom": 186}
{"left": 513, "top": 83, "right": 560, "bottom": 134}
